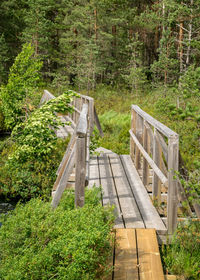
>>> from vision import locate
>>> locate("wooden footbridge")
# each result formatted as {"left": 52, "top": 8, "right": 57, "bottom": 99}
{"left": 40, "top": 90, "right": 198, "bottom": 280}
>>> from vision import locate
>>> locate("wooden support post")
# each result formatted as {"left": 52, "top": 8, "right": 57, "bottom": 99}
{"left": 75, "top": 135, "right": 86, "bottom": 207}
{"left": 130, "top": 109, "right": 135, "bottom": 162}
{"left": 167, "top": 136, "right": 179, "bottom": 234}
{"left": 135, "top": 114, "right": 143, "bottom": 170}
{"left": 142, "top": 122, "right": 150, "bottom": 186}
{"left": 152, "top": 129, "right": 162, "bottom": 205}
{"left": 75, "top": 103, "right": 88, "bottom": 208}
{"left": 88, "top": 98, "right": 94, "bottom": 135}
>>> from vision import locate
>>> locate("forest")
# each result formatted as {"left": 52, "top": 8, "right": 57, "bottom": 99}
{"left": 0, "top": 0, "right": 200, "bottom": 279}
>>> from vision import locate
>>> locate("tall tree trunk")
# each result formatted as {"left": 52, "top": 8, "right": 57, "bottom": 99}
{"left": 178, "top": 22, "right": 184, "bottom": 73}
{"left": 186, "top": 0, "right": 193, "bottom": 68}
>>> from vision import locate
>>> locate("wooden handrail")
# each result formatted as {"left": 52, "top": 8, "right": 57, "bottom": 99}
{"left": 130, "top": 105, "right": 179, "bottom": 234}
{"left": 129, "top": 130, "right": 168, "bottom": 187}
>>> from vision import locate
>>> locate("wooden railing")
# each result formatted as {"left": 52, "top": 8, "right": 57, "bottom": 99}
{"left": 51, "top": 103, "right": 89, "bottom": 208}
{"left": 130, "top": 105, "right": 179, "bottom": 234}
{"left": 40, "top": 90, "right": 102, "bottom": 209}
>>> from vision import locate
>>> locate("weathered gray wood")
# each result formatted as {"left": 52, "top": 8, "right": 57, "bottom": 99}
{"left": 88, "top": 156, "right": 100, "bottom": 188}
{"left": 85, "top": 133, "right": 90, "bottom": 186}
{"left": 98, "top": 153, "right": 124, "bottom": 228}
{"left": 94, "top": 106, "right": 104, "bottom": 137}
{"left": 132, "top": 105, "right": 178, "bottom": 138}
{"left": 75, "top": 137, "right": 86, "bottom": 207}
{"left": 142, "top": 123, "right": 150, "bottom": 186}
{"left": 129, "top": 130, "right": 168, "bottom": 187}
{"left": 109, "top": 155, "right": 145, "bottom": 228}
{"left": 167, "top": 136, "right": 179, "bottom": 234}
{"left": 51, "top": 146, "right": 75, "bottom": 208}
{"left": 130, "top": 110, "right": 134, "bottom": 161}
{"left": 56, "top": 131, "right": 76, "bottom": 176}
{"left": 152, "top": 129, "right": 162, "bottom": 205}
{"left": 135, "top": 114, "right": 143, "bottom": 170}
{"left": 76, "top": 104, "right": 88, "bottom": 137}
{"left": 156, "top": 130, "right": 168, "bottom": 163}
{"left": 121, "top": 155, "right": 167, "bottom": 233}
{"left": 88, "top": 98, "right": 94, "bottom": 135}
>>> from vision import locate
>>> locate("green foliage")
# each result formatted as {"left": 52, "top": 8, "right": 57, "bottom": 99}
{"left": 99, "top": 110, "right": 130, "bottom": 154}
{"left": 0, "top": 137, "right": 69, "bottom": 200}
{"left": 8, "top": 90, "right": 76, "bottom": 164}
{"left": 162, "top": 220, "right": 200, "bottom": 279}
{"left": 0, "top": 188, "right": 114, "bottom": 280}
{"left": 0, "top": 43, "right": 43, "bottom": 129}
{"left": 178, "top": 170, "right": 200, "bottom": 205}
{"left": 0, "top": 90, "right": 77, "bottom": 200}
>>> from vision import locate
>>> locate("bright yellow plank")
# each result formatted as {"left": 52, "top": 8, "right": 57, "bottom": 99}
{"left": 114, "top": 229, "right": 139, "bottom": 280}
{"left": 136, "top": 228, "right": 165, "bottom": 280}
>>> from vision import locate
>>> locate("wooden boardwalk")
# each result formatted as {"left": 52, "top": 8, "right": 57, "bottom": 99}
{"left": 88, "top": 148, "right": 167, "bottom": 235}
{"left": 112, "top": 228, "right": 165, "bottom": 280}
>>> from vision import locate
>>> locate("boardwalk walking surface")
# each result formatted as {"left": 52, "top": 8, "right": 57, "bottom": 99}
{"left": 88, "top": 148, "right": 168, "bottom": 279}
{"left": 113, "top": 228, "right": 164, "bottom": 280}
{"left": 89, "top": 148, "right": 167, "bottom": 234}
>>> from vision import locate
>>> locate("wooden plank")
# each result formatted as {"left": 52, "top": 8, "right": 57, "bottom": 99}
{"left": 94, "top": 106, "right": 104, "bottom": 136}
{"left": 114, "top": 229, "right": 139, "bottom": 280}
{"left": 75, "top": 137, "right": 86, "bottom": 208}
{"left": 132, "top": 105, "right": 178, "bottom": 138}
{"left": 135, "top": 114, "right": 143, "bottom": 170}
{"left": 51, "top": 147, "right": 75, "bottom": 208}
{"left": 136, "top": 228, "right": 165, "bottom": 280}
{"left": 88, "top": 156, "right": 100, "bottom": 188}
{"left": 129, "top": 130, "right": 168, "bottom": 188}
{"left": 56, "top": 131, "right": 76, "bottom": 176}
{"left": 152, "top": 129, "right": 162, "bottom": 205}
{"left": 98, "top": 153, "right": 124, "bottom": 228}
{"left": 76, "top": 103, "right": 88, "bottom": 137}
{"left": 120, "top": 155, "right": 166, "bottom": 233}
{"left": 109, "top": 155, "right": 145, "bottom": 228}
{"left": 142, "top": 123, "right": 150, "bottom": 186}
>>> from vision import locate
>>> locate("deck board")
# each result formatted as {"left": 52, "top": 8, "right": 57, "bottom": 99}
{"left": 136, "top": 229, "right": 165, "bottom": 280}
{"left": 109, "top": 155, "right": 144, "bottom": 228}
{"left": 114, "top": 229, "right": 139, "bottom": 279}
{"left": 120, "top": 155, "right": 166, "bottom": 233}
{"left": 113, "top": 229, "right": 165, "bottom": 280}
{"left": 98, "top": 154, "right": 124, "bottom": 228}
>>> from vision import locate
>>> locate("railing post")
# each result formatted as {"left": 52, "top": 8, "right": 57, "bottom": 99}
{"left": 75, "top": 103, "right": 88, "bottom": 208}
{"left": 130, "top": 108, "right": 136, "bottom": 162}
{"left": 135, "top": 114, "right": 143, "bottom": 170}
{"left": 152, "top": 129, "right": 162, "bottom": 205}
{"left": 167, "top": 135, "right": 179, "bottom": 234}
{"left": 75, "top": 134, "right": 86, "bottom": 208}
{"left": 142, "top": 121, "right": 150, "bottom": 186}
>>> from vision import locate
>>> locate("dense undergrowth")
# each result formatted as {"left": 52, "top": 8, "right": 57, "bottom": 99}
{"left": 0, "top": 188, "right": 114, "bottom": 280}
{"left": 87, "top": 84, "right": 200, "bottom": 172}
{"left": 161, "top": 220, "right": 200, "bottom": 279}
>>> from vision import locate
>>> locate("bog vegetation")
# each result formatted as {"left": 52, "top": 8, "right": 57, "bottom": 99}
{"left": 0, "top": 0, "right": 200, "bottom": 279}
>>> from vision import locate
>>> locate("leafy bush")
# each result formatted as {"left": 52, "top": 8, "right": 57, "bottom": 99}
{"left": 0, "top": 137, "right": 69, "bottom": 201}
{"left": 0, "top": 188, "right": 114, "bottom": 280}
{"left": 0, "top": 43, "right": 43, "bottom": 129}
{"left": 162, "top": 220, "right": 200, "bottom": 279}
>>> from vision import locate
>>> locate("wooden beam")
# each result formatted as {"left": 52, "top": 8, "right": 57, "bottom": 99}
{"left": 132, "top": 105, "right": 178, "bottom": 138}
{"left": 94, "top": 106, "right": 104, "bottom": 137}
{"left": 152, "top": 129, "right": 162, "bottom": 205}
{"left": 51, "top": 146, "right": 75, "bottom": 209}
{"left": 167, "top": 136, "right": 179, "bottom": 234}
{"left": 129, "top": 130, "right": 168, "bottom": 187}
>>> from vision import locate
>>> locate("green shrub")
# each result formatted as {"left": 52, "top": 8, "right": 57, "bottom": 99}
{"left": 0, "top": 188, "right": 114, "bottom": 280}
{"left": 162, "top": 220, "right": 200, "bottom": 279}
{"left": 0, "top": 137, "right": 69, "bottom": 201}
